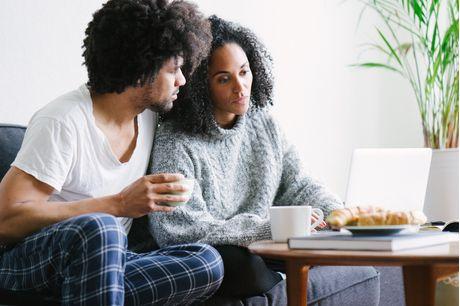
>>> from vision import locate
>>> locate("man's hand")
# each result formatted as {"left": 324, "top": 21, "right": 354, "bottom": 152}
{"left": 116, "top": 173, "right": 190, "bottom": 218}
{"left": 0, "top": 168, "right": 192, "bottom": 242}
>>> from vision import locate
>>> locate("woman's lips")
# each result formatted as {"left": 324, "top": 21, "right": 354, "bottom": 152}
{"left": 231, "top": 96, "right": 248, "bottom": 104}
{"left": 172, "top": 91, "right": 179, "bottom": 100}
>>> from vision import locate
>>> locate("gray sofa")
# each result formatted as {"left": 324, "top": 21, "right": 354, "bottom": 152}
{"left": 0, "top": 124, "right": 406, "bottom": 305}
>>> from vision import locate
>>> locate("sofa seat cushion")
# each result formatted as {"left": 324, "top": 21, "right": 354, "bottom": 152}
{"left": 308, "top": 266, "right": 380, "bottom": 305}
{"left": 200, "top": 265, "right": 380, "bottom": 306}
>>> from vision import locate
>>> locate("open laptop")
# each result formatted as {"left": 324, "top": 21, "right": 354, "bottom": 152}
{"left": 344, "top": 148, "right": 432, "bottom": 212}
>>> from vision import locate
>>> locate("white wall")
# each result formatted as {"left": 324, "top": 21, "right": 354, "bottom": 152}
{"left": 0, "top": 0, "right": 424, "bottom": 198}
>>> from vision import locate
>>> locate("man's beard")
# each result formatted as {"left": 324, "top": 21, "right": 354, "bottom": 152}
{"left": 141, "top": 87, "right": 173, "bottom": 113}
{"left": 147, "top": 100, "right": 173, "bottom": 113}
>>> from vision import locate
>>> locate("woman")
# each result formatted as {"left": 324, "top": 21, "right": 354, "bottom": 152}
{"left": 148, "top": 16, "right": 379, "bottom": 302}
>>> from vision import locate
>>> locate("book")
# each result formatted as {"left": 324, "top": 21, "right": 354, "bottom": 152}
{"left": 420, "top": 220, "right": 459, "bottom": 232}
{"left": 288, "top": 231, "right": 459, "bottom": 251}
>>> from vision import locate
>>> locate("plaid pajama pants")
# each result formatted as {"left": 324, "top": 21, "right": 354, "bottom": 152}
{"left": 0, "top": 213, "right": 224, "bottom": 305}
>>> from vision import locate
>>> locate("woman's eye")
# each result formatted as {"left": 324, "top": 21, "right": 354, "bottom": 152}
{"left": 218, "top": 77, "right": 229, "bottom": 84}
{"left": 241, "top": 69, "right": 250, "bottom": 76}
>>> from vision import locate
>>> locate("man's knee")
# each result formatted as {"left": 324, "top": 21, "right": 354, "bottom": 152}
{"left": 200, "top": 244, "right": 225, "bottom": 281}
{"left": 170, "top": 243, "right": 225, "bottom": 284}
{"left": 60, "top": 213, "right": 127, "bottom": 251}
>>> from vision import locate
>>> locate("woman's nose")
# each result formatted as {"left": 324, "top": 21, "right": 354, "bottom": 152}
{"left": 233, "top": 78, "right": 244, "bottom": 93}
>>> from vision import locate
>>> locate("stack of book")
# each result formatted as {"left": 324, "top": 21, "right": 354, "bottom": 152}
{"left": 288, "top": 231, "right": 458, "bottom": 251}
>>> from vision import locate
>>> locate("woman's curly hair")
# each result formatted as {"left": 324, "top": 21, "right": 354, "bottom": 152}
{"left": 163, "top": 15, "right": 274, "bottom": 133}
{"left": 83, "top": 0, "right": 211, "bottom": 94}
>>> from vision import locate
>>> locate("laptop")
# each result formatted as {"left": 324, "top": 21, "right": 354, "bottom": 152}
{"left": 345, "top": 148, "right": 432, "bottom": 212}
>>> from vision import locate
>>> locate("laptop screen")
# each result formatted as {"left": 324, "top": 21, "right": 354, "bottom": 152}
{"left": 345, "top": 148, "right": 432, "bottom": 212}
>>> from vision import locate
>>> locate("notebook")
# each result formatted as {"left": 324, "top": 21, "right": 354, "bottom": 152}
{"left": 288, "top": 231, "right": 458, "bottom": 251}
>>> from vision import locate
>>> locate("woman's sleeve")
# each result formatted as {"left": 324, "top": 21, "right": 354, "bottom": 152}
{"left": 148, "top": 131, "right": 271, "bottom": 247}
{"left": 273, "top": 128, "right": 343, "bottom": 217}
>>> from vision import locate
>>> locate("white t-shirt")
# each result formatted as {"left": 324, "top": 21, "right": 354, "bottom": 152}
{"left": 12, "top": 84, "right": 156, "bottom": 233}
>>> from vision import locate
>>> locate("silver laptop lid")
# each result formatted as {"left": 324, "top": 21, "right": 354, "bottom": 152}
{"left": 345, "top": 148, "right": 432, "bottom": 212}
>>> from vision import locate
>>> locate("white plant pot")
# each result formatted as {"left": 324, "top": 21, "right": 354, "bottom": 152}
{"left": 423, "top": 149, "right": 459, "bottom": 222}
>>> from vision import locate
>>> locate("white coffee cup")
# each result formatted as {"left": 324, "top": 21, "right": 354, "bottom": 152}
{"left": 269, "top": 206, "right": 324, "bottom": 242}
{"left": 165, "top": 178, "right": 195, "bottom": 207}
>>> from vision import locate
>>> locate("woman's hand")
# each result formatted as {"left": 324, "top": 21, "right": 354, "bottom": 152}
{"left": 311, "top": 211, "right": 327, "bottom": 232}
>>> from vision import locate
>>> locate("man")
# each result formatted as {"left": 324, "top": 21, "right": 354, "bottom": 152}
{"left": 0, "top": 0, "right": 223, "bottom": 305}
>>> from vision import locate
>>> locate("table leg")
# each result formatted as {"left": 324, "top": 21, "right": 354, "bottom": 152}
{"left": 403, "top": 265, "right": 458, "bottom": 306}
{"left": 285, "top": 260, "right": 309, "bottom": 306}
{"left": 403, "top": 265, "right": 436, "bottom": 306}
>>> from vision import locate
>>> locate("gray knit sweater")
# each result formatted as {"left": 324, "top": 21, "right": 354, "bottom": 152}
{"left": 148, "top": 110, "right": 343, "bottom": 247}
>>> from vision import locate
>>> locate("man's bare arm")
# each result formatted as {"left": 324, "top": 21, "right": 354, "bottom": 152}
{"left": 0, "top": 167, "right": 188, "bottom": 243}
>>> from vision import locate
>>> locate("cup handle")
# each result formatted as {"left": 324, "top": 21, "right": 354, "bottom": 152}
{"left": 310, "top": 208, "right": 324, "bottom": 229}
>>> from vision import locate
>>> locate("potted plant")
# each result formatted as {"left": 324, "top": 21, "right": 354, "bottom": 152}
{"left": 354, "top": 0, "right": 459, "bottom": 222}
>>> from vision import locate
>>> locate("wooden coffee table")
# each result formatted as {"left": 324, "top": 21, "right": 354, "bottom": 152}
{"left": 248, "top": 240, "right": 458, "bottom": 306}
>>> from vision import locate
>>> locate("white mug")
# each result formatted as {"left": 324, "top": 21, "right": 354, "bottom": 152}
{"left": 166, "top": 178, "right": 195, "bottom": 207}
{"left": 269, "top": 206, "right": 324, "bottom": 242}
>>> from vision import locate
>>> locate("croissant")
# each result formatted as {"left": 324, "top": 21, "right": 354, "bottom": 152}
{"left": 326, "top": 206, "right": 386, "bottom": 227}
{"left": 358, "top": 211, "right": 427, "bottom": 226}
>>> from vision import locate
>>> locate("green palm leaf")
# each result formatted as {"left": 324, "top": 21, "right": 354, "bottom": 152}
{"left": 351, "top": 62, "right": 404, "bottom": 74}
{"left": 353, "top": 0, "right": 459, "bottom": 149}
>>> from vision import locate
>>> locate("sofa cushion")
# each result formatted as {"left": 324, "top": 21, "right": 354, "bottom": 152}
{"left": 376, "top": 266, "right": 405, "bottom": 306}
{"left": 200, "top": 265, "right": 380, "bottom": 306}
{"left": 0, "top": 124, "right": 26, "bottom": 180}
{"left": 308, "top": 266, "right": 380, "bottom": 305}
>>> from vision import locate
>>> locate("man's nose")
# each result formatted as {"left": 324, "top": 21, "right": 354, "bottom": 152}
{"left": 175, "top": 69, "right": 186, "bottom": 87}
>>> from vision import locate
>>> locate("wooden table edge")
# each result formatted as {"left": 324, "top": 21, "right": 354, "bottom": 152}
{"left": 247, "top": 241, "right": 459, "bottom": 306}
{"left": 246, "top": 253, "right": 459, "bottom": 266}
